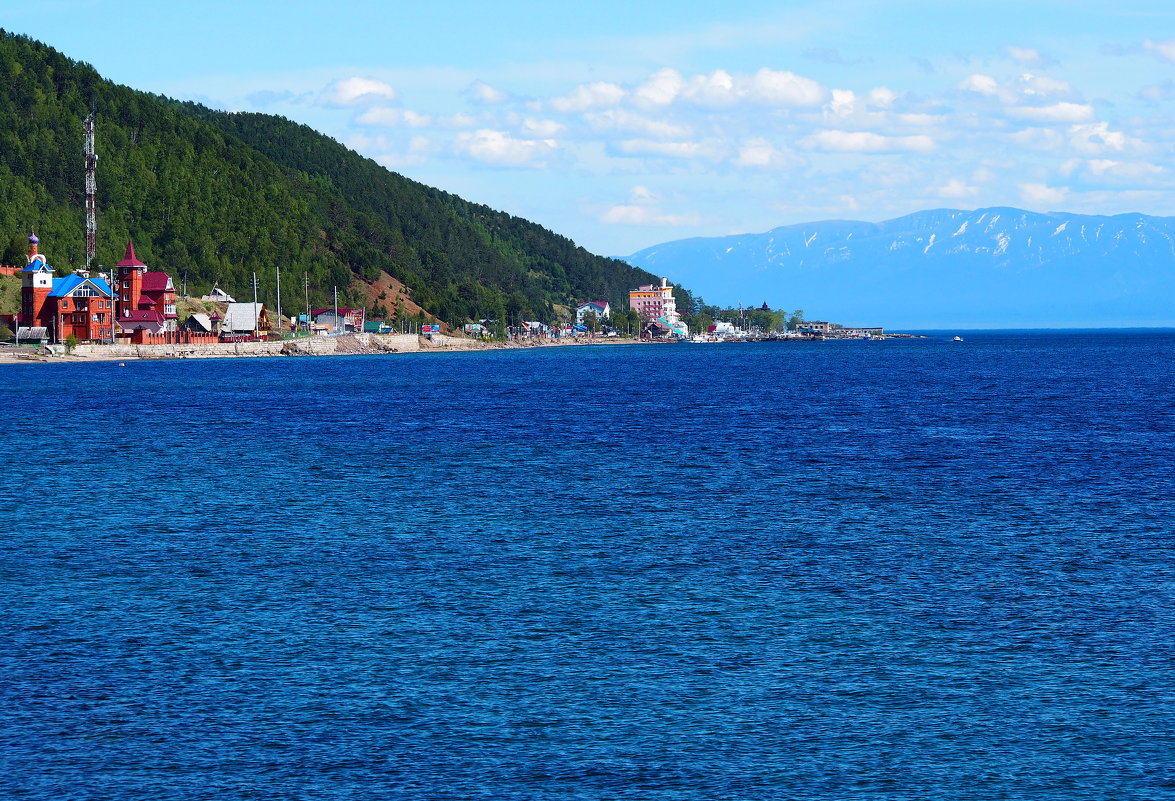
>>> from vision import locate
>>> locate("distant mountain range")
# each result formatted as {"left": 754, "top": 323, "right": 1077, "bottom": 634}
{"left": 626, "top": 207, "right": 1175, "bottom": 328}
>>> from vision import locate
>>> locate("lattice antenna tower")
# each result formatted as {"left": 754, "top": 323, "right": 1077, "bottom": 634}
{"left": 84, "top": 113, "right": 97, "bottom": 269}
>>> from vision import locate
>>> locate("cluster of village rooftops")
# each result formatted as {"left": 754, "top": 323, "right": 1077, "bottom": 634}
{"left": 0, "top": 234, "right": 371, "bottom": 345}
{"left": 2, "top": 233, "right": 877, "bottom": 346}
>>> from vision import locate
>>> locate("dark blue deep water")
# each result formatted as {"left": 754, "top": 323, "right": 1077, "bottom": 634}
{"left": 2, "top": 330, "right": 1174, "bottom": 800}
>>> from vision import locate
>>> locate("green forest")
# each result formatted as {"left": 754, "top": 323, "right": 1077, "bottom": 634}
{"left": 0, "top": 31, "right": 673, "bottom": 326}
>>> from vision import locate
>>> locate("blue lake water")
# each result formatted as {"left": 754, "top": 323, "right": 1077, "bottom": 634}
{"left": 2, "top": 330, "right": 1173, "bottom": 800}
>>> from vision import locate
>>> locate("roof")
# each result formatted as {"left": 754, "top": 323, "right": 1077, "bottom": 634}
{"left": 23, "top": 255, "right": 50, "bottom": 272}
{"left": 202, "top": 287, "right": 235, "bottom": 302}
{"left": 222, "top": 302, "right": 266, "bottom": 331}
{"left": 312, "top": 308, "right": 362, "bottom": 317}
{"left": 577, "top": 301, "right": 608, "bottom": 310}
{"left": 118, "top": 309, "right": 165, "bottom": 323}
{"left": 141, "top": 272, "right": 173, "bottom": 293}
{"left": 185, "top": 313, "right": 213, "bottom": 332}
{"left": 115, "top": 240, "right": 147, "bottom": 268}
{"left": 136, "top": 295, "right": 154, "bottom": 308}
{"left": 49, "top": 275, "right": 113, "bottom": 298}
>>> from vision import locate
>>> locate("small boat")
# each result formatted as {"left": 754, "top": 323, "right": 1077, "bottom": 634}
{"left": 953, "top": 336, "right": 963, "bottom": 342}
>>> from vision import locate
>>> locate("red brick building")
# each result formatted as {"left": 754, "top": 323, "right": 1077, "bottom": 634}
{"left": 19, "top": 233, "right": 115, "bottom": 343}
{"left": 114, "top": 241, "right": 177, "bottom": 335}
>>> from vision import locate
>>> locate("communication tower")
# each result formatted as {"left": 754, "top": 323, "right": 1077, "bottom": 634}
{"left": 84, "top": 113, "right": 97, "bottom": 269}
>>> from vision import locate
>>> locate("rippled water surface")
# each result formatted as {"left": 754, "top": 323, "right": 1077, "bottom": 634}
{"left": 3, "top": 331, "right": 1174, "bottom": 800}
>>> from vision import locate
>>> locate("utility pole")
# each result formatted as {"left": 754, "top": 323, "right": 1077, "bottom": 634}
{"left": 275, "top": 261, "right": 283, "bottom": 339}
{"left": 252, "top": 271, "right": 259, "bottom": 340}
{"left": 333, "top": 286, "right": 339, "bottom": 334}
{"left": 304, "top": 272, "right": 310, "bottom": 338}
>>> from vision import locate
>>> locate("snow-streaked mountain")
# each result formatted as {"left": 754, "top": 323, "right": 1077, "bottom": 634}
{"left": 626, "top": 207, "right": 1175, "bottom": 328}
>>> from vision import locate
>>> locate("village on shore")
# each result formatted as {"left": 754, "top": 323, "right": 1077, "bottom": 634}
{"left": 0, "top": 233, "right": 893, "bottom": 364}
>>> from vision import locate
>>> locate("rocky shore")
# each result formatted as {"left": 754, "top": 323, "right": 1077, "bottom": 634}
{"left": 0, "top": 332, "right": 637, "bottom": 364}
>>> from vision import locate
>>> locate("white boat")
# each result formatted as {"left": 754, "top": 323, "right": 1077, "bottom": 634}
{"left": 953, "top": 336, "right": 963, "bottom": 342}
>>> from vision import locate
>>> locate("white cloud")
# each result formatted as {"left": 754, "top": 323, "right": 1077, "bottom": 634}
{"left": 958, "top": 74, "right": 1001, "bottom": 96}
{"left": 551, "top": 82, "right": 627, "bottom": 112}
{"left": 615, "top": 139, "right": 721, "bottom": 159}
{"left": 453, "top": 129, "right": 556, "bottom": 167}
{"left": 629, "top": 185, "right": 656, "bottom": 202}
{"left": 732, "top": 138, "right": 786, "bottom": 168}
{"left": 1007, "top": 102, "right": 1095, "bottom": 123}
{"left": 655, "top": 68, "right": 825, "bottom": 108}
{"left": 938, "top": 179, "right": 978, "bottom": 198}
{"left": 585, "top": 109, "right": 692, "bottom": 139}
{"left": 522, "top": 118, "right": 566, "bottom": 137}
{"left": 745, "top": 68, "right": 825, "bottom": 107}
{"left": 800, "top": 130, "right": 935, "bottom": 153}
{"left": 1005, "top": 46, "right": 1047, "bottom": 67}
{"left": 466, "top": 81, "right": 508, "bottom": 105}
{"left": 1018, "top": 73, "right": 1072, "bottom": 97}
{"left": 867, "top": 87, "right": 897, "bottom": 109}
{"left": 367, "top": 135, "right": 433, "bottom": 169}
{"left": 682, "top": 70, "right": 739, "bottom": 107}
{"left": 1019, "top": 182, "right": 1069, "bottom": 206}
{"left": 1144, "top": 39, "right": 1175, "bottom": 63}
{"left": 1008, "top": 127, "right": 1065, "bottom": 151}
{"left": 319, "top": 77, "right": 398, "bottom": 107}
{"left": 1085, "top": 159, "right": 1165, "bottom": 181}
{"left": 825, "top": 89, "right": 856, "bottom": 118}
{"left": 356, "top": 108, "right": 433, "bottom": 128}
{"left": 633, "top": 69, "right": 686, "bottom": 108}
{"left": 1068, "top": 122, "right": 1128, "bottom": 154}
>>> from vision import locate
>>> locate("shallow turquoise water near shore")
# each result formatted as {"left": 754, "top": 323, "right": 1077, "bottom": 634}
{"left": 2, "top": 331, "right": 1173, "bottom": 799}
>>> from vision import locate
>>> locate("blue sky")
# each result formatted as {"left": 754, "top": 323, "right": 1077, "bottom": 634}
{"left": 8, "top": 1, "right": 1175, "bottom": 257}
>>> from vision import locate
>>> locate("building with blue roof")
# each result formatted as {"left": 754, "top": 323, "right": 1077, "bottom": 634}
{"left": 19, "top": 233, "right": 114, "bottom": 344}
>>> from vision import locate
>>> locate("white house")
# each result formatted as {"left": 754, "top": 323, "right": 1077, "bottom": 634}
{"left": 576, "top": 301, "right": 610, "bottom": 326}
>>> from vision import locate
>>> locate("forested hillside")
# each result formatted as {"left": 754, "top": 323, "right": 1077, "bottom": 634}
{"left": 0, "top": 31, "right": 660, "bottom": 324}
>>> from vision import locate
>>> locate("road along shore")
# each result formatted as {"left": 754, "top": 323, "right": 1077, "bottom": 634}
{"left": 0, "top": 333, "right": 638, "bottom": 364}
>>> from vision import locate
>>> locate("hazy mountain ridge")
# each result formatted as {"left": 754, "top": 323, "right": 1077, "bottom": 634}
{"left": 628, "top": 207, "right": 1175, "bottom": 327}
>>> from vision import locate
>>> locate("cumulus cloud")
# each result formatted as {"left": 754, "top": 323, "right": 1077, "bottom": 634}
{"left": 800, "top": 130, "right": 935, "bottom": 153}
{"left": 731, "top": 138, "right": 801, "bottom": 169}
{"left": 1006, "top": 102, "right": 1095, "bottom": 123}
{"left": 1004, "top": 46, "right": 1052, "bottom": 67}
{"left": 521, "top": 118, "right": 566, "bottom": 137}
{"left": 551, "top": 82, "right": 627, "bottom": 112}
{"left": 453, "top": 129, "right": 556, "bottom": 167}
{"left": 356, "top": 108, "right": 433, "bottom": 128}
{"left": 867, "top": 87, "right": 897, "bottom": 109}
{"left": 615, "top": 139, "right": 721, "bottom": 159}
{"left": 958, "top": 74, "right": 1001, "bottom": 96}
{"left": 825, "top": 89, "right": 857, "bottom": 118}
{"left": 745, "top": 68, "right": 825, "bottom": 107}
{"left": 1084, "top": 159, "right": 1165, "bottom": 181}
{"left": 633, "top": 69, "right": 686, "bottom": 108}
{"left": 1069, "top": 122, "right": 1128, "bottom": 154}
{"left": 682, "top": 70, "right": 739, "bottom": 107}
{"left": 1008, "top": 127, "right": 1065, "bottom": 151}
{"left": 1019, "top": 182, "right": 1069, "bottom": 206}
{"left": 319, "top": 77, "right": 398, "bottom": 107}
{"left": 938, "top": 179, "right": 979, "bottom": 198}
{"left": 585, "top": 109, "right": 692, "bottom": 139}
{"left": 466, "top": 81, "right": 508, "bottom": 105}
{"left": 1018, "top": 73, "right": 1072, "bottom": 97}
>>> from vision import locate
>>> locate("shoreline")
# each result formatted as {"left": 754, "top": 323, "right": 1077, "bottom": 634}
{"left": 0, "top": 332, "right": 642, "bottom": 364}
